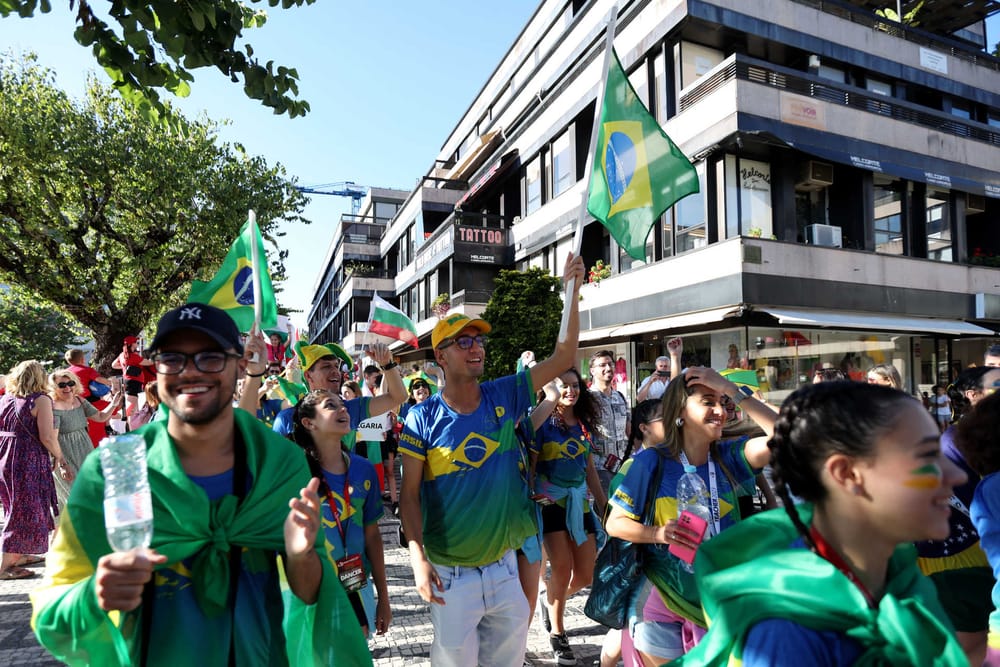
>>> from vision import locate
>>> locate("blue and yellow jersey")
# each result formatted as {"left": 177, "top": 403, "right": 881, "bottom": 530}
{"left": 273, "top": 396, "right": 370, "bottom": 453}
{"left": 320, "top": 454, "right": 383, "bottom": 576}
{"left": 400, "top": 371, "right": 536, "bottom": 567}
{"left": 534, "top": 418, "right": 592, "bottom": 507}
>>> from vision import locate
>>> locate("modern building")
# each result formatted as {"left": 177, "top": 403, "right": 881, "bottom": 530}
{"left": 309, "top": 0, "right": 1000, "bottom": 400}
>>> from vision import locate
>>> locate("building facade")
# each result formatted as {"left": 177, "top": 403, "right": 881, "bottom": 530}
{"left": 309, "top": 0, "right": 1000, "bottom": 400}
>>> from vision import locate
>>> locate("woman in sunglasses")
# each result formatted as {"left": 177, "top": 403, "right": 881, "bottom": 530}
{"left": 48, "top": 369, "right": 119, "bottom": 507}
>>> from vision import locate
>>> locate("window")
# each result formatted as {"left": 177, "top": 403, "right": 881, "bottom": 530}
{"left": 654, "top": 51, "right": 668, "bottom": 124}
{"left": 629, "top": 60, "right": 649, "bottom": 107}
{"left": 677, "top": 42, "right": 724, "bottom": 90}
{"left": 675, "top": 163, "right": 706, "bottom": 252}
{"left": 550, "top": 130, "right": 575, "bottom": 198}
{"left": 524, "top": 155, "right": 543, "bottom": 214}
{"left": 866, "top": 77, "right": 892, "bottom": 115}
{"left": 661, "top": 208, "right": 674, "bottom": 258}
{"left": 874, "top": 177, "right": 904, "bottom": 255}
{"left": 926, "top": 190, "right": 951, "bottom": 261}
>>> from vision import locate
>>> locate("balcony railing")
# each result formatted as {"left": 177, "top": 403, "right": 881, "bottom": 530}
{"left": 679, "top": 54, "right": 1000, "bottom": 146}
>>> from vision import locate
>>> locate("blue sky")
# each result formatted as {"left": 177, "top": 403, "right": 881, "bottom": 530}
{"left": 1, "top": 4, "right": 997, "bottom": 331}
{"left": 0, "top": 1, "right": 540, "bottom": 330}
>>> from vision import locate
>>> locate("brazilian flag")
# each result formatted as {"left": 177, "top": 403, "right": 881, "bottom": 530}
{"left": 587, "top": 50, "right": 700, "bottom": 261}
{"left": 188, "top": 219, "right": 278, "bottom": 332}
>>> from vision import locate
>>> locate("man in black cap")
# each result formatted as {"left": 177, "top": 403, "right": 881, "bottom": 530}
{"left": 32, "top": 303, "right": 368, "bottom": 665}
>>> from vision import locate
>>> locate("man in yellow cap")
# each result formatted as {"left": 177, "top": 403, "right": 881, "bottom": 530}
{"left": 398, "top": 254, "right": 585, "bottom": 667}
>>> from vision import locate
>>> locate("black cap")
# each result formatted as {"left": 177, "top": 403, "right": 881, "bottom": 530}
{"left": 149, "top": 303, "right": 244, "bottom": 355}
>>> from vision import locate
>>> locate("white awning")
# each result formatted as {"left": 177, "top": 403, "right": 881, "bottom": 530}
{"left": 761, "top": 307, "right": 995, "bottom": 336}
{"left": 579, "top": 325, "right": 620, "bottom": 342}
{"left": 610, "top": 307, "right": 741, "bottom": 338}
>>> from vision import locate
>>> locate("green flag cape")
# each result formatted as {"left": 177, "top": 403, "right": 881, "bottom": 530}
{"left": 31, "top": 409, "right": 371, "bottom": 666}
{"left": 673, "top": 505, "right": 967, "bottom": 666}
{"left": 586, "top": 49, "right": 699, "bottom": 261}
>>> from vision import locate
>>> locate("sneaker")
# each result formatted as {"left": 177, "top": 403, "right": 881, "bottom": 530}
{"left": 550, "top": 633, "right": 577, "bottom": 666}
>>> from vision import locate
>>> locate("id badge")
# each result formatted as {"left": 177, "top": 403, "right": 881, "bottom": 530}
{"left": 603, "top": 453, "right": 622, "bottom": 473}
{"left": 335, "top": 553, "right": 367, "bottom": 593}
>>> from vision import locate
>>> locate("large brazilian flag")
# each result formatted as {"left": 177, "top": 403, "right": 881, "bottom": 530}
{"left": 189, "top": 219, "right": 278, "bottom": 332}
{"left": 587, "top": 50, "right": 700, "bottom": 261}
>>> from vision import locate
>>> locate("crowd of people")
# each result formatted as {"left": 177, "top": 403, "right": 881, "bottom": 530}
{"left": 0, "top": 255, "right": 997, "bottom": 666}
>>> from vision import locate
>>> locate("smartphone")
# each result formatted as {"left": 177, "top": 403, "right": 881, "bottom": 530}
{"left": 668, "top": 510, "right": 709, "bottom": 565}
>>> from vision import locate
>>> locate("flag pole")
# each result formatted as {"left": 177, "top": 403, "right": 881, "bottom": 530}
{"left": 248, "top": 209, "right": 263, "bottom": 362}
{"left": 558, "top": 4, "right": 619, "bottom": 343}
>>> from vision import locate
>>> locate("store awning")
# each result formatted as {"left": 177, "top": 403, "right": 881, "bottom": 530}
{"left": 760, "top": 307, "right": 995, "bottom": 336}
{"left": 609, "top": 307, "right": 742, "bottom": 338}
{"left": 579, "top": 325, "right": 621, "bottom": 342}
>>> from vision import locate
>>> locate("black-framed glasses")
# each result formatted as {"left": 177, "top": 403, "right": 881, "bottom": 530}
{"left": 57, "top": 381, "right": 76, "bottom": 388}
{"left": 440, "top": 334, "right": 487, "bottom": 350}
{"left": 153, "top": 351, "right": 241, "bottom": 375}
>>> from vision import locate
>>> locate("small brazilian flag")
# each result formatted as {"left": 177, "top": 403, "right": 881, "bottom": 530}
{"left": 587, "top": 50, "right": 699, "bottom": 261}
{"left": 188, "top": 219, "right": 278, "bottom": 332}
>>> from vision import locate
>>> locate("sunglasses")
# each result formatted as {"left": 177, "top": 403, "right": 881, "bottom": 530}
{"left": 57, "top": 381, "right": 76, "bottom": 388}
{"left": 439, "top": 334, "right": 487, "bottom": 350}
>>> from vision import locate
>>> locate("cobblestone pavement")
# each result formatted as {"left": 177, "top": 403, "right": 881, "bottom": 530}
{"left": 2, "top": 505, "right": 609, "bottom": 666}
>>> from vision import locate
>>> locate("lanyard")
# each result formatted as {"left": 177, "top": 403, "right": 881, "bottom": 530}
{"left": 678, "top": 451, "right": 721, "bottom": 535}
{"left": 323, "top": 452, "right": 352, "bottom": 543}
{"left": 809, "top": 524, "right": 876, "bottom": 608}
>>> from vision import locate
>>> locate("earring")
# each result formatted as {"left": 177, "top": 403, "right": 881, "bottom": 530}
{"left": 851, "top": 484, "right": 863, "bottom": 496}
{"left": 675, "top": 417, "right": 685, "bottom": 428}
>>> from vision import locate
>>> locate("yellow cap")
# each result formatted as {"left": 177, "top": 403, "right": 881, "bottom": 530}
{"left": 431, "top": 313, "right": 491, "bottom": 349}
{"left": 295, "top": 341, "right": 352, "bottom": 371}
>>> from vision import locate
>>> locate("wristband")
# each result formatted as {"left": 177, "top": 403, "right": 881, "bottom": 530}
{"left": 380, "top": 361, "right": 398, "bottom": 371}
{"left": 730, "top": 385, "right": 753, "bottom": 405}
{"left": 246, "top": 371, "right": 266, "bottom": 378}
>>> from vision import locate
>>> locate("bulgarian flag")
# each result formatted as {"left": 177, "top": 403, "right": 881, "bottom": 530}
{"left": 367, "top": 294, "right": 419, "bottom": 349}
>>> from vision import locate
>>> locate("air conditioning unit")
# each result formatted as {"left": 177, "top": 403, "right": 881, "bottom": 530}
{"left": 806, "top": 223, "right": 843, "bottom": 247}
{"left": 966, "top": 193, "right": 986, "bottom": 214}
{"left": 796, "top": 160, "right": 834, "bottom": 190}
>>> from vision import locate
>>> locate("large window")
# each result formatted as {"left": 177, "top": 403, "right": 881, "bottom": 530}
{"left": 874, "top": 176, "right": 904, "bottom": 255}
{"left": 674, "top": 163, "right": 706, "bottom": 252}
{"left": 550, "top": 130, "right": 575, "bottom": 198}
{"left": 524, "top": 155, "right": 543, "bottom": 214}
{"left": 926, "top": 189, "right": 951, "bottom": 261}
{"left": 723, "top": 156, "right": 773, "bottom": 238}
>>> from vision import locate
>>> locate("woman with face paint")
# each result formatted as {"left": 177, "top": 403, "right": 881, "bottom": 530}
{"left": 605, "top": 368, "right": 776, "bottom": 666}
{"left": 672, "top": 382, "right": 968, "bottom": 666}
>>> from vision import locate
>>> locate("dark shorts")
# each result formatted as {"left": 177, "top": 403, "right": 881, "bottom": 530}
{"left": 541, "top": 502, "right": 596, "bottom": 535}
{"left": 124, "top": 379, "right": 143, "bottom": 396}
{"left": 381, "top": 435, "right": 398, "bottom": 460}
{"left": 928, "top": 567, "right": 994, "bottom": 632}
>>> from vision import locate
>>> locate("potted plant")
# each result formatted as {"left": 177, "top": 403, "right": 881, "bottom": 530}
{"left": 431, "top": 293, "right": 451, "bottom": 319}
{"left": 588, "top": 260, "right": 611, "bottom": 285}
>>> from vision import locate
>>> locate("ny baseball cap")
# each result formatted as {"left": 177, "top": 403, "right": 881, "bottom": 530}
{"left": 149, "top": 303, "right": 244, "bottom": 355}
{"left": 431, "top": 313, "right": 491, "bottom": 349}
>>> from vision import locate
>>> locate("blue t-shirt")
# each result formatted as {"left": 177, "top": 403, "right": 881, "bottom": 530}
{"left": 742, "top": 618, "right": 864, "bottom": 666}
{"left": 148, "top": 469, "right": 285, "bottom": 666}
{"left": 610, "top": 437, "right": 756, "bottom": 529}
{"left": 320, "top": 453, "right": 383, "bottom": 576}
{"left": 971, "top": 472, "right": 1000, "bottom": 644}
{"left": 533, "top": 417, "right": 592, "bottom": 507}
{"left": 399, "top": 371, "right": 536, "bottom": 566}
{"left": 272, "top": 396, "right": 370, "bottom": 442}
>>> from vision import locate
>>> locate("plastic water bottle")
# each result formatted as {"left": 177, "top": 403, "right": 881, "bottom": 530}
{"left": 99, "top": 434, "right": 154, "bottom": 551}
{"left": 675, "top": 464, "right": 712, "bottom": 573}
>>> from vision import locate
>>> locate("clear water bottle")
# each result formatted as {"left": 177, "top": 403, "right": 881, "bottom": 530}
{"left": 99, "top": 434, "right": 154, "bottom": 551}
{"left": 676, "top": 464, "right": 712, "bottom": 573}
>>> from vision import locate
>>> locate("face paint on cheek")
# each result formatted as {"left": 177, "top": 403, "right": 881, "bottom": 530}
{"left": 903, "top": 463, "right": 943, "bottom": 490}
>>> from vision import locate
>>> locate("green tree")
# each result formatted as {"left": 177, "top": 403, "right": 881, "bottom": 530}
{"left": 0, "top": 55, "right": 307, "bottom": 370}
{"left": 480, "top": 267, "right": 564, "bottom": 381}
{"left": 0, "top": 285, "right": 88, "bottom": 373}
{"left": 0, "top": 0, "right": 313, "bottom": 119}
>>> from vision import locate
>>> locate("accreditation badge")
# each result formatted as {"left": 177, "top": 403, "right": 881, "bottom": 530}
{"left": 336, "top": 553, "right": 367, "bottom": 592}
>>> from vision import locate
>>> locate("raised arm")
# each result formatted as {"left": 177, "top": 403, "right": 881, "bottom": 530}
{"left": 238, "top": 332, "right": 267, "bottom": 416}
{"left": 529, "top": 253, "right": 585, "bottom": 389}
{"left": 367, "top": 343, "right": 407, "bottom": 416}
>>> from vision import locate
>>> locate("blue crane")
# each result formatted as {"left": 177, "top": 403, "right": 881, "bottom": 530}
{"left": 297, "top": 181, "right": 369, "bottom": 216}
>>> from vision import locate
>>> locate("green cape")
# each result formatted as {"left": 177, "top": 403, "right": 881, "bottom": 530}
{"left": 31, "top": 409, "right": 371, "bottom": 666}
{"left": 673, "top": 505, "right": 967, "bottom": 666}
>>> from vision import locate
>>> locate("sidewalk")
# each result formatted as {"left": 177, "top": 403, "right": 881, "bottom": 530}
{"left": 1, "top": 506, "right": 609, "bottom": 666}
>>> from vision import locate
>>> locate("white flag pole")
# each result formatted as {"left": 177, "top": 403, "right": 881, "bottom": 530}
{"left": 248, "top": 209, "right": 263, "bottom": 362}
{"left": 558, "top": 4, "right": 619, "bottom": 343}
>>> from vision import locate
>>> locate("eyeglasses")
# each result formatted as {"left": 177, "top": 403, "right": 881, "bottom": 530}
{"left": 439, "top": 334, "right": 487, "bottom": 350}
{"left": 57, "top": 381, "right": 76, "bottom": 388}
{"left": 153, "top": 351, "right": 241, "bottom": 375}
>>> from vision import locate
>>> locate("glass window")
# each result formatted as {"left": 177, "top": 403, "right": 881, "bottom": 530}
{"left": 629, "top": 60, "right": 649, "bottom": 107}
{"left": 525, "top": 155, "right": 542, "bottom": 214}
{"left": 551, "top": 130, "right": 575, "bottom": 198}
{"left": 678, "top": 42, "right": 723, "bottom": 89}
{"left": 865, "top": 78, "right": 892, "bottom": 115}
{"left": 675, "top": 163, "right": 706, "bottom": 252}
{"left": 724, "top": 155, "right": 739, "bottom": 238}
{"left": 661, "top": 208, "right": 674, "bottom": 258}
{"left": 739, "top": 159, "right": 772, "bottom": 238}
{"left": 926, "top": 189, "right": 951, "bottom": 261}
{"left": 818, "top": 65, "right": 844, "bottom": 83}
{"left": 654, "top": 50, "right": 668, "bottom": 124}
{"left": 874, "top": 176, "right": 904, "bottom": 255}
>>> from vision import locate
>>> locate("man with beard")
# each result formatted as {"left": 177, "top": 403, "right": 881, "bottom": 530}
{"left": 399, "top": 254, "right": 584, "bottom": 667}
{"left": 588, "top": 349, "right": 630, "bottom": 493}
{"left": 31, "top": 303, "right": 370, "bottom": 666}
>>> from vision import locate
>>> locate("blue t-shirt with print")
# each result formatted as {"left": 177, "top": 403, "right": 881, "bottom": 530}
{"left": 320, "top": 453, "right": 383, "bottom": 576}
{"left": 399, "top": 371, "right": 536, "bottom": 567}
{"left": 272, "top": 396, "right": 370, "bottom": 448}
{"left": 148, "top": 469, "right": 286, "bottom": 666}
{"left": 533, "top": 417, "right": 592, "bottom": 507}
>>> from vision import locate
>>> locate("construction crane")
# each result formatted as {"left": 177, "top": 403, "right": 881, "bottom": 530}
{"left": 297, "top": 181, "right": 369, "bottom": 216}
